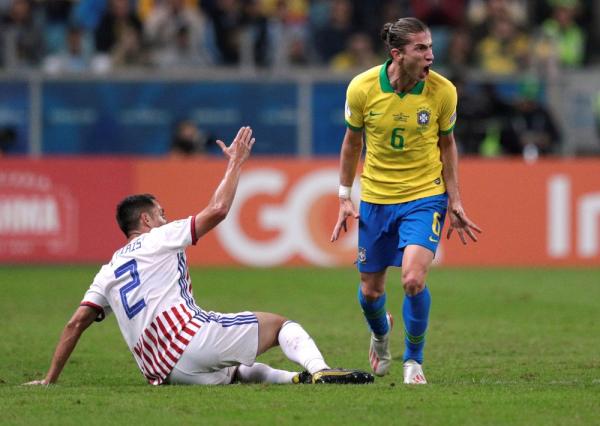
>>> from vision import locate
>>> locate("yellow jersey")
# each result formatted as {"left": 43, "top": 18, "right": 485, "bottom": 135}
{"left": 344, "top": 59, "right": 457, "bottom": 204}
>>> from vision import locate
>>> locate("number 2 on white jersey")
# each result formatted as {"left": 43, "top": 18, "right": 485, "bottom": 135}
{"left": 115, "top": 259, "right": 146, "bottom": 319}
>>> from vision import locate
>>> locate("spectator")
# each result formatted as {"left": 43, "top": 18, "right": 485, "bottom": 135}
{"left": 308, "top": 0, "right": 331, "bottom": 30}
{"left": 540, "top": 0, "right": 585, "bottom": 68}
{"left": 95, "top": 0, "right": 143, "bottom": 54}
{"left": 0, "top": 126, "right": 16, "bottom": 155}
{"left": 71, "top": 0, "right": 108, "bottom": 31}
{"left": 444, "top": 27, "right": 474, "bottom": 75}
{"left": 479, "top": 82, "right": 522, "bottom": 156}
{"left": 411, "top": 0, "right": 467, "bottom": 65}
{"left": 378, "top": 0, "right": 412, "bottom": 29}
{"left": 474, "top": 14, "right": 530, "bottom": 75}
{"left": 267, "top": 0, "right": 310, "bottom": 69}
{"left": 42, "top": 0, "right": 74, "bottom": 54}
{"left": 110, "top": 22, "right": 151, "bottom": 69}
{"left": 452, "top": 78, "right": 519, "bottom": 156}
{"left": 137, "top": 0, "right": 198, "bottom": 22}
{"left": 260, "top": 0, "right": 308, "bottom": 24}
{"left": 352, "top": 0, "right": 402, "bottom": 43}
{"left": 452, "top": 76, "right": 490, "bottom": 154}
{"left": 285, "top": 32, "right": 310, "bottom": 66}
{"left": 169, "top": 119, "right": 213, "bottom": 156}
{"left": 89, "top": 0, "right": 149, "bottom": 71}
{"left": 411, "top": 0, "right": 465, "bottom": 27}
{"left": 330, "top": 32, "right": 380, "bottom": 72}
{"left": 311, "top": 0, "right": 356, "bottom": 64}
{"left": 201, "top": 0, "right": 243, "bottom": 65}
{"left": 508, "top": 78, "right": 561, "bottom": 159}
{"left": 468, "top": 0, "right": 528, "bottom": 45}
{"left": 0, "top": 0, "right": 45, "bottom": 69}
{"left": 145, "top": 0, "right": 212, "bottom": 66}
{"left": 154, "top": 24, "right": 207, "bottom": 68}
{"left": 43, "top": 26, "right": 91, "bottom": 74}
{"left": 238, "top": 0, "right": 270, "bottom": 68}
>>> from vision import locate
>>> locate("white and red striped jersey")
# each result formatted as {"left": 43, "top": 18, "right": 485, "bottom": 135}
{"left": 81, "top": 216, "right": 204, "bottom": 385}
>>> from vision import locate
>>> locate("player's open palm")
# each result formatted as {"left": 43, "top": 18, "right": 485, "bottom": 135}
{"left": 446, "top": 204, "right": 482, "bottom": 245}
{"left": 331, "top": 198, "right": 359, "bottom": 242}
{"left": 216, "top": 126, "right": 255, "bottom": 164}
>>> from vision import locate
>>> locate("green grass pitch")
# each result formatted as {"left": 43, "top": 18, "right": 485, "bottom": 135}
{"left": 1, "top": 266, "right": 599, "bottom": 425}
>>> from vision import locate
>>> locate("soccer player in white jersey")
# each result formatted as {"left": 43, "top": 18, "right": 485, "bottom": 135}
{"left": 25, "top": 126, "right": 373, "bottom": 386}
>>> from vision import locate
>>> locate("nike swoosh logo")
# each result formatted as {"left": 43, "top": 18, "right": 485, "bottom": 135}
{"left": 428, "top": 236, "right": 439, "bottom": 243}
{"left": 369, "top": 111, "right": 382, "bottom": 116}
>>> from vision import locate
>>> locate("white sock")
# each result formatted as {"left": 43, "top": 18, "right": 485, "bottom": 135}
{"left": 278, "top": 321, "right": 329, "bottom": 374}
{"left": 236, "top": 363, "right": 297, "bottom": 384}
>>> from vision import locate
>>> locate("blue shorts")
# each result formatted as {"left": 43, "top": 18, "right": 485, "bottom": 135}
{"left": 357, "top": 193, "right": 448, "bottom": 273}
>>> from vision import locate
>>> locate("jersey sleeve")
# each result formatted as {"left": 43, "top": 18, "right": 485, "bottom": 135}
{"left": 151, "top": 215, "right": 196, "bottom": 251}
{"left": 438, "top": 84, "right": 458, "bottom": 135}
{"left": 344, "top": 77, "right": 366, "bottom": 131}
{"left": 81, "top": 271, "right": 113, "bottom": 322}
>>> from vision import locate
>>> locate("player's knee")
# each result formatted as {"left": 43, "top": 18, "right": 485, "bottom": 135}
{"left": 270, "top": 313, "right": 288, "bottom": 329}
{"left": 360, "top": 284, "right": 385, "bottom": 300}
{"left": 275, "top": 314, "right": 289, "bottom": 329}
{"left": 359, "top": 273, "right": 386, "bottom": 300}
{"left": 256, "top": 312, "right": 288, "bottom": 355}
{"left": 256, "top": 312, "right": 287, "bottom": 330}
{"left": 402, "top": 270, "right": 425, "bottom": 296}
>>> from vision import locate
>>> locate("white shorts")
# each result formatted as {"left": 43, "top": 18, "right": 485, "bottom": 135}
{"left": 166, "top": 311, "right": 259, "bottom": 385}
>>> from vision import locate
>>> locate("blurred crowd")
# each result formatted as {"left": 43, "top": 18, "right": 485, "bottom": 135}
{"left": 0, "top": 0, "right": 599, "bottom": 157}
{"left": 1, "top": 0, "right": 598, "bottom": 74}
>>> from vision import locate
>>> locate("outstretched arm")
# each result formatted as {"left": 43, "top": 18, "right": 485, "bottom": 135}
{"left": 439, "top": 132, "right": 482, "bottom": 244}
{"left": 331, "top": 128, "right": 363, "bottom": 242}
{"left": 193, "top": 126, "right": 255, "bottom": 239}
{"left": 24, "top": 306, "right": 98, "bottom": 385}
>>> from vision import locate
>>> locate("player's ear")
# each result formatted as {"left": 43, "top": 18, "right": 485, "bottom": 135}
{"left": 140, "top": 211, "right": 151, "bottom": 227}
{"left": 390, "top": 48, "right": 402, "bottom": 61}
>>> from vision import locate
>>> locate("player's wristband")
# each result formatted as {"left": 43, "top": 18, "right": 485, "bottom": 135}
{"left": 338, "top": 185, "right": 352, "bottom": 199}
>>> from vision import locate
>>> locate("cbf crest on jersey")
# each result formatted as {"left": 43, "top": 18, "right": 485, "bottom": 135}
{"left": 358, "top": 247, "right": 367, "bottom": 264}
{"left": 416, "top": 107, "right": 431, "bottom": 127}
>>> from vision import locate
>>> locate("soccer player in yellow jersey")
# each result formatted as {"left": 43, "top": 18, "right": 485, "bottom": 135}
{"left": 331, "top": 17, "right": 482, "bottom": 384}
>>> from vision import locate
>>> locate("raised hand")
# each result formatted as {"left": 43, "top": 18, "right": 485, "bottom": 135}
{"left": 215, "top": 126, "right": 255, "bottom": 164}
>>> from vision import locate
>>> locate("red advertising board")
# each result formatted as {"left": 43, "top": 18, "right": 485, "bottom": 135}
{"left": 1, "top": 157, "right": 599, "bottom": 266}
{"left": 439, "top": 158, "right": 600, "bottom": 266}
{"left": 0, "top": 158, "right": 133, "bottom": 262}
{"left": 133, "top": 158, "right": 357, "bottom": 266}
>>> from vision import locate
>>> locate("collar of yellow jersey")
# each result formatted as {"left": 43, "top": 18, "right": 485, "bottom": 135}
{"left": 380, "top": 59, "right": 425, "bottom": 98}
